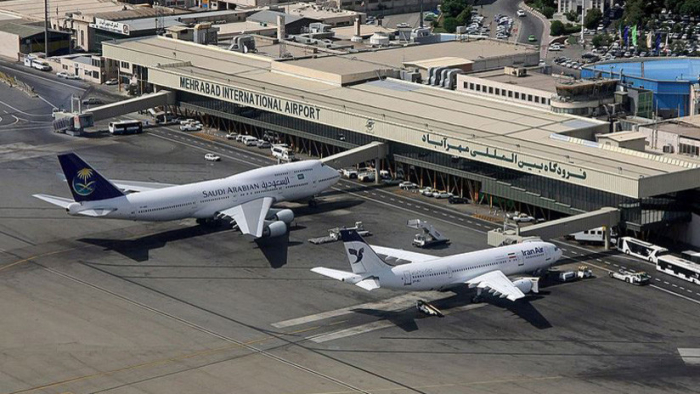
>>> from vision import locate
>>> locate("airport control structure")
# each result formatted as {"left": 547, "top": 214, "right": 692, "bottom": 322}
{"left": 102, "top": 36, "right": 700, "bottom": 235}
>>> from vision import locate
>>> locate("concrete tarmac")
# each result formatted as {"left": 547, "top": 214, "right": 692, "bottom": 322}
{"left": 0, "top": 114, "right": 699, "bottom": 394}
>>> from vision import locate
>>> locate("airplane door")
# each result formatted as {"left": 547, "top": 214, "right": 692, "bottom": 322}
{"left": 518, "top": 254, "right": 525, "bottom": 266}
{"left": 447, "top": 266, "right": 453, "bottom": 278}
{"left": 403, "top": 271, "right": 412, "bottom": 286}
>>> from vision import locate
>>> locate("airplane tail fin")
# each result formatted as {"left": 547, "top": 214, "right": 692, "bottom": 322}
{"left": 57, "top": 153, "right": 124, "bottom": 202}
{"left": 340, "top": 230, "right": 392, "bottom": 275}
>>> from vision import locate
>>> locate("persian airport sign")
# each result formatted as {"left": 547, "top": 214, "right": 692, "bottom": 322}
{"left": 178, "top": 76, "right": 322, "bottom": 121}
{"left": 93, "top": 18, "right": 130, "bottom": 35}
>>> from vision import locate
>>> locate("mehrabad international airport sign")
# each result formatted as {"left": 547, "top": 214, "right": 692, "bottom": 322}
{"left": 178, "top": 76, "right": 322, "bottom": 121}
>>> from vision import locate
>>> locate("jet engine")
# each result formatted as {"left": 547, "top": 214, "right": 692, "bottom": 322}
{"left": 512, "top": 277, "right": 539, "bottom": 294}
{"left": 262, "top": 220, "right": 287, "bottom": 238}
{"left": 66, "top": 202, "right": 82, "bottom": 215}
{"left": 266, "top": 208, "right": 294, "bottom": 224}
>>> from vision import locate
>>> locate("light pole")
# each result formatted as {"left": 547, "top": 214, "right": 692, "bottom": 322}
{"left": 44, "top": 0, "right": 49, "bottom": 57}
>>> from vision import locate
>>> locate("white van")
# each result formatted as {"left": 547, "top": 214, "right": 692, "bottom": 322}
{"left": 271, "top": 146, "right": 294, "bottom": 161}
{"left": 242, "top": 135, "right": 258, "bottom": 146}
{"left": 566, "top": 227, "right": 617, "bottom": 244}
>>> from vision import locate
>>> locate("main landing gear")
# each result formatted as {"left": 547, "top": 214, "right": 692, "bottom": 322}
{"left": 416, "top": 300, "right": 444, "bottom": 317}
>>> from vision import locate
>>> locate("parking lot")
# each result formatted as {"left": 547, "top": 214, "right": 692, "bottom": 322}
{"left": 1, "top": 96, "right": 700, "bottom": 393}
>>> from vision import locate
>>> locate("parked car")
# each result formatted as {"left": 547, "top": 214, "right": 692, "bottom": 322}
{"left": 549, "top": 43, "right": 562, "bottom": 51}
{"left": 180, "top": 123, "right": 202, "bottom": 131}
{"left": 235, "top": 134, "right": 246, "bottom": 142}
{"left": 399, "top": 181, "right": 418, "bottom": 190}
{"left": 56, "top": 72, "right": 68, "bottom": 78}
{"left": 256, "top": 140, "right": 271, "bottom": 148}
{"left": 507, "top": 212, "right": 536, "bottom": 223}
{"left": 204, "top": 153, "right": 221, "bottom": 161}
{"left": 432, "top": 190, "right": 452, "bottom": 199}
{"left": 448, "top": 195, "right": 468, "bottom": 204}
{"left": 358, "top": 172, "right": 375, "bottom": 182}
{"left": 342, "top": 168, "right": 358, "bottom": 179}
{"left": 528, "top": 34, "right": 537, "bottom": 42}
{"left": 226, "top": 133, "right": 237, "bottom": 140}
{"left": 81, "top": 98, "right": 103, "bottom": 106}
{"left": 420, "top": 187, "right": 435, "bottom": 196}
{"left": 65, "top": 74, "right": 80, "bottom": 80}
{"left": 517, "top": 9, "right": 526, "bottom": 17}
{"left": 105, "top": 78, "right": 118, "bottom": 85}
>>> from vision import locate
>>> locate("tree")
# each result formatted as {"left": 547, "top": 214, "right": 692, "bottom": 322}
{"left": 550, "top": 20, "right": 565, "bottom": 36}
{"left": 542, "top": 6, "right": 555, "bottom": 18}
{"left": 591, "top": 34, "right": 610, "bottom": 47}
{"left": 455, "top": 6, "right": 473, "bottom": 25}
{"left": 443, "top": 17, "right": 459, "bottom": 33}
{"left": 680, "top": 0, "right": 700, "bottom": 16}
{"left": 584, "top": 8, "right": 602, "bottom": 29}
{"left": 441, "top": 0, "right": 470, "bottom": 18}
{"left": 565, "top": 9, "right": 578, "bottom": 22}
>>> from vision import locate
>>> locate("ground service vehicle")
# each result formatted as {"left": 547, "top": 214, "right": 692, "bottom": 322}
{"left": 656, "top": 255, "right": 700, "bottom": 285}
{"left": 242, "top": 136, "right": 258, "bottom": 146}
{"left": 609, "top": 269, "right": 651, "bottom": 285}
{"left": 108, "top": 120, "right": 143, "bottom": 135}
{"left": 271, "top": 146, "right": 294, "bottom": 161}
{"left": 567, "top": 227, "right": 617, "bottom": 244}
{"left": 617, "top": 237, "right": 668, "bottom": 263}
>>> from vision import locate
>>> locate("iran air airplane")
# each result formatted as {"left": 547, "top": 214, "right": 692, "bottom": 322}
{"left": 313, "top": 230, "right": 563, "bottom": 303}
{"left": 34, "top": 153, "right": 341, "bottom": 238}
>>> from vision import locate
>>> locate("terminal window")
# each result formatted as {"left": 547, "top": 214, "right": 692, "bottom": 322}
{"left": 535, "top": 96, "right": 540, "bottom": 103}
{"left": 501, "top": 89, "right": 506, "bottom": 96}
{"left": 476, "top": 85, "right": 481, "bottom": 91}
{"left": 527, "top": 94, "right": 533, "bottom": 102}
{"left": 508, "top": 91, "right": 513, "bottom": 98}
{"left": 488, "top": 87, "right": 493, "bottom": 94}
{"left": 495, "top": 88, "right": 500, "bottom": 95}
{"left": 469, "top": 83, "right": 474, "bottom": 90}
{"left": 514, "top": 92, "right": 520, "bottom": 99}
{"left": 680, "top": 143, "right": 700, "bottom": 156}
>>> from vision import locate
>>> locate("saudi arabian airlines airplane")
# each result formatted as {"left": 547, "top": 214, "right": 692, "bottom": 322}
{"left": 34, "top": 153, "right": 341, "bottom": 238}
{"left": 313, "top": 230, "right": 563, "bottom": 305}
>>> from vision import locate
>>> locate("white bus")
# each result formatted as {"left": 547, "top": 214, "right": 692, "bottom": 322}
{"left": 657, "top": 255, "right": 700, "bottom": 285}
{"left": 109, "top": 120, "right": 143, "bottom": 135}
{"left": 617, "top": 237, "right": 669, "bottom": 263}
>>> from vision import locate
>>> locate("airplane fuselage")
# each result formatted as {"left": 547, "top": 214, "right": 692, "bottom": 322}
{"left": 376, "top": 242, "right": 558, "bottom": 291}
{"left": 69, "top": 160, "right": 340, "bottom": 221}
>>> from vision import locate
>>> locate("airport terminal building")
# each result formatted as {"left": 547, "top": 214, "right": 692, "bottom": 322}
{"left": 102, "top": 36, "right": 700, "bottom": 234}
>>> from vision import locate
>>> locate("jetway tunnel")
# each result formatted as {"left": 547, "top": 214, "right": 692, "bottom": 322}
{"left": 321, "top": 141, "right": 388, "bottom": 182}
{"left": 86, "top": 90, "right": 176, "bottom": 122}
{"left": 487, "top": 207, "right": 621, "bottom": 249}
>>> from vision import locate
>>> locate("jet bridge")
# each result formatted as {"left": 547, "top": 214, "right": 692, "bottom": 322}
{"left": 321, "top": 141, "right": 388, "bottom": 183}
{"left": 86, "top": 90, "right": 176, "bottom": 121}
{"left": 487, "top": 207, "right": 621, "bottom": 248}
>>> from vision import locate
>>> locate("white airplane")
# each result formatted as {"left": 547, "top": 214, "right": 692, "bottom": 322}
{"left": 312, "top": 230, "right": 563, "bottom": 304}
{"left": 34, "top": 153, "right": 341, "bottom": 238}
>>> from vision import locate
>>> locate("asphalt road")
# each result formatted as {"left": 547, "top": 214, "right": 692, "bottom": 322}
{"left": 0, "top": 66, "right": 699, "bottom": 394}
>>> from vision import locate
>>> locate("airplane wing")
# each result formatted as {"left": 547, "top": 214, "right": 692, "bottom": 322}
{"left": 466, "top": 270, "right": 526, "bottom": 302}
{"left": 370, "top": 245, "right": 438, "bottom": 265}
{"left": 219, "top": 196, "right": 274, "bottom": 238}
{"left": 111, "top": 180, "right": 177, "bottom": 193}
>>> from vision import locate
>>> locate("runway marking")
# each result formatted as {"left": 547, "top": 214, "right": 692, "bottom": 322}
{"left": 272, "top": 292, "right": 442, "bottom": 328}
{"left": 613, "top": 264, "right": 619, "bottom": 267}
{"left": 664, "top": 281, "right": 670, "bottom": 284}
{"left": 307, "top": 319, "right": 395, "bottom": 343}
{"left": 306, "top": 303, "right": 489, "bottom": 343}
{"left": 458, "top": 218, "right": 464, "bottom": 221}
{"left": 596, "top": 258, "right": 602, "bottom": 262}
{"left": 651, "top": 285, "right": 700, "bottom": 306}
{"left": 678, "top": 348, "right": 700, "bottom": 365}
{"left": 655, "top": 278, "right": 661, "bottom": 281}
{"left": 0, "top": 248, "right": 74, "bottom": 273}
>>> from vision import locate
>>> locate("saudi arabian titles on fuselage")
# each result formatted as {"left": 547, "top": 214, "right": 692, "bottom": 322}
{"left": 34, "top": 153, "right": 341, "bottom": 238}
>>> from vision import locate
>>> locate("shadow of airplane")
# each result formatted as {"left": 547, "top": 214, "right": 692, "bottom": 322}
{"left": 291, "top": 198, "right": 364, "bottom": 218}
{"left": 79, "top": 224, "right": 232, "bottom": 262}
{"left": 254, "top": 231, "right": 304, "bottom": 269}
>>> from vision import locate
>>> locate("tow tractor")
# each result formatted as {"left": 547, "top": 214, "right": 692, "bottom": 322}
{"left": 609, "top": 269, "right": 650, "bottom": 285}
{"left": 408, "top": 219, "right": 450, "bottom": 248}
{"left": 416, "top": 300, "right": 444, "bottom": 317}
{"left": 309, "top": 221, "right": 371, "bottom": 244}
